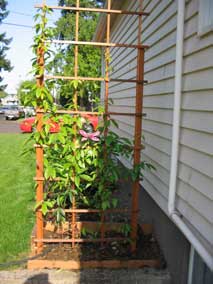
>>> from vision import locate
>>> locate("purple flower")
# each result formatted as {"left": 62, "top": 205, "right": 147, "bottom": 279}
{"left": 79, "top": 130, "right": 100, "bottom": 142}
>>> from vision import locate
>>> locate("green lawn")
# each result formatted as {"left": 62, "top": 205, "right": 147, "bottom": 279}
{"left": 0, "top": 134, "right": 35, "bottom": 264}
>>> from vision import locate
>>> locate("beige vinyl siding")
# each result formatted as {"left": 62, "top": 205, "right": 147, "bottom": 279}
{"left": 103, "top": 0, "right": 213, "bottom": 252}
{"left": 176, "top": 0, "right": 213, "bottom": 251}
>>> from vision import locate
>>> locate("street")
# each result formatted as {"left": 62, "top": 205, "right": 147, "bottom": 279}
{"left": 0, "top": 114, "right": 21, "bottom": 133}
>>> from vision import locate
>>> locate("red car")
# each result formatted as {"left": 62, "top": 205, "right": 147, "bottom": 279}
{"left": 19, "top": 117, "right": 35, "bottom": 133}
{"left": 19, "top": 114, "right": 98, "bottom": 133}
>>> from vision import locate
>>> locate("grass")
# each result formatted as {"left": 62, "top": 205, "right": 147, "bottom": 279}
{"left": 0, "top": 134, "right": 35, "bottom": 264}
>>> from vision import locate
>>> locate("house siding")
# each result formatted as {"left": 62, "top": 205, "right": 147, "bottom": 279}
{"left": 104, "top": 0, "right": 213, "bottom": 258}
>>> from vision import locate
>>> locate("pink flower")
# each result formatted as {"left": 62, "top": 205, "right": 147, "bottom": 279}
{"left": 79, "top": 130, "right": 100, "bottom": 142}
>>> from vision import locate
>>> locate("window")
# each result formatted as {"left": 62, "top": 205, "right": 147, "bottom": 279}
{"left": 198, "top": 0, "right": 213, "bottom": 36}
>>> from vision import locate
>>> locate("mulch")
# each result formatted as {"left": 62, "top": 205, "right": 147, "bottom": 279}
{"left": 38, "top": 223, "right": 166, "bottom": 269}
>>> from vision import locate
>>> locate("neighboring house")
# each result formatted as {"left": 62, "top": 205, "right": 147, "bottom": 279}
{"left": 1, "top": 94, "right": 19, "bottom": 105}
{"left": 95, "top": 0, "right": 213, "bottom": 283}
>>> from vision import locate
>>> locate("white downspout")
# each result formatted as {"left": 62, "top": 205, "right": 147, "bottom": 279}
{"left": 168, "top": 0, "right": 213, "bottom": 272}
{"left": 187, "top": 246, "right": 195, "bottom": 284}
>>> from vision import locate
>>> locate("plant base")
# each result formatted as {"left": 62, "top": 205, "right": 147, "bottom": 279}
{"left": 28, "top": 222, "right": 162, "bottom": 270}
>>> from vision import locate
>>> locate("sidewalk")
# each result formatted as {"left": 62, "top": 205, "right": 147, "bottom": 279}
{"left": 0, "top": 268, "right": 171, "bottom": 284}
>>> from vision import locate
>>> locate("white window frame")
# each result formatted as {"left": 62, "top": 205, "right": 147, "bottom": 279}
{"left": 198, "top": 0, "right": 213, "bottom": 36}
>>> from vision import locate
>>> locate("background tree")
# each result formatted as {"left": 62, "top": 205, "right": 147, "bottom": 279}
{"left": 0, "top": 89, "right": 7, "bottom": 99}
{"left": 0, "top": 0, "right": 12, "bottom": 91}
{"left": 46, "top": 0, "right": 103, "bottom": 108}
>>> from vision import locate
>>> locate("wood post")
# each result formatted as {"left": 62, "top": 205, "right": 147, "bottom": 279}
{"left": 104, "top": 0, "right": 111, "bottom": 126}
{"left": 44, "top": 39, "right": 149, "bottom": 49}
{"left": 71, "top": 0, "right": 80, "bottom": 249}
{"left": 35, "top": 48, "right": 44, "bottom": 253}
{"left": 35, "top": 4, "right": 149, "bottom": 16}
{"left": 131, "top": 0, "right": 144, "bottom": 253}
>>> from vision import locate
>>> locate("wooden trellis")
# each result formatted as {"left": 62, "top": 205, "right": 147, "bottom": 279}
{"left": 30, "top": 0, "right": 155, "bottom": 269}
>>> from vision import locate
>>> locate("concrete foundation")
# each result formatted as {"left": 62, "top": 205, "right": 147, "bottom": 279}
{"left": 138, "top": 187, "right": 190, "bottom": 284}
{"left": 118, "top": 179, "right": 190, "bottom": 284}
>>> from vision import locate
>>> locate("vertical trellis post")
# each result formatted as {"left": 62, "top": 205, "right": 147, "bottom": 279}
{"left": 71, "top": 0, "right": 80, "bottom": 248}
{"left": 131, "top": 0, "right": 144, "bottom": 252}
{"left": 101, "top": 0, "right": 112, "bottom": 245}
{"left": 35, "top": 0, "right": 46, "bottom": 254}
{"left": 74, "top": 0, "right": 79, "bottom": 109}
{"left": 104, "top": 0, "right": 111, "bottom": 117}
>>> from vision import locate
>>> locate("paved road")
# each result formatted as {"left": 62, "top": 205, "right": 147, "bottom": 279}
{"left": 0, "top": 114, "right": 21, "bottom": 133}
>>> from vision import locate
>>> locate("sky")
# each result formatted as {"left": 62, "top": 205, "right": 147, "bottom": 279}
{"left": 1, "top": 0, "right": 59, "bottom": 94}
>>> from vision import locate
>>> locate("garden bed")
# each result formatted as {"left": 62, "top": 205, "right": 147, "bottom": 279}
{"left": 28, "top": 222, "right": 165, "bottom": 269}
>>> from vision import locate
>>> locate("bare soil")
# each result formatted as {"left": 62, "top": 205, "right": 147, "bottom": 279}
{"left": 38, "top": 225, "right": 166, "bottom": 268}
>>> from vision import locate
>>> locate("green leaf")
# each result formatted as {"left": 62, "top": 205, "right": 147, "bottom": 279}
{"left": 80, "top": 174, "right": 94, "bottom": 182}
{"left": 44, "top": 123, "right": 50, "bottom": 134}
{"left": 81, "top": 227, "right": 87, "bottom": 237}
{"left": 41, "top": 203, "right": 48, "bottom": 215}
{"left": 112, "top": 198, "right": 118, "bottom": 208}
{"left": 58, "top": 134, "right": 65, "bottom": 144}
{"left": 35, "top": 23, "right": 41, "bottom": 33}
{"left": 71, "top": 79, "right": 81, "bottom": 90}
{"left": 74, "top": 176, "right": 80, "bottom": 188}
{"left": 44, "top": 166, "right": 56, "bottom": 179}
{"left": 102, "top": 201, "right": 110, "bottom": 210}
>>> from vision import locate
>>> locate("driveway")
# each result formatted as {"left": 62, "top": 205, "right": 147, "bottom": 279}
{"left": 0, "top": 114, "right": 21, "bottom": 133}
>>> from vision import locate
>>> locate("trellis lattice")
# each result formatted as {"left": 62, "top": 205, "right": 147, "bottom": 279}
{"left": 33, "top": 0, "right": 149, "bottom": 259}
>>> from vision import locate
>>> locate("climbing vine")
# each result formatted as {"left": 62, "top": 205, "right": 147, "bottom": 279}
{"left": 28, "top": 6, "right": 155, "bottom": 224}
